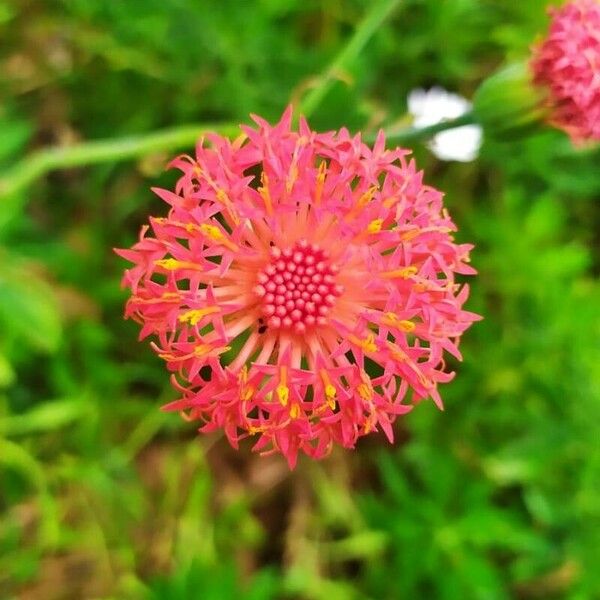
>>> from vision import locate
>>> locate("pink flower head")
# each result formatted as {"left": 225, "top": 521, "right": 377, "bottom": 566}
{"left": 117, "top": 108, "right": 480, "bottom": 468}
{"left": 531, "top": 0, "right": 600, "bottom": 143}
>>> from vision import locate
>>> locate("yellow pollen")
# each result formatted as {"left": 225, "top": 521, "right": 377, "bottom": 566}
{"left": 193, "top": 344, "right": 211, "bottom": 357}
{"left": 154, "top": 258, "right": 202, "bottom": 271}
{"left": 276, "top": 366, "right": 289, "bottom": 406}
{"left": 199, "top": 223, "right": 239, "bottom": 251}
{"left": 248, "top": 424, "right": 265, "bottom": 435}
{"left": 346, "top": 186, "right": 378, "bottom": 221}
{"left": 185, "top": 223, "right": 201, "bottom": 233}
{"left": 276, "top": 384, "right": 289, "bottom": 406}
{"left": 325, "top": 385, "right": 337, "bottom": 408}
{"left": 400, "top": 228, "right": 421, "bottom": 241}
{"left": 315, "top": 161, "right": 327, "bottom": 205}
{"left": 382, "top": 312, "right": 416, "bottom": 332}
{"left": 289, "top": 404, "right": 301, "bottom": 419}
{"left": 258, "top": 172, "right": 273, "bottom": 215}
{"left": 398, "top": 320, "right": 416, "bottom": 332}
{"left": 381, "top": 265, "right": 418, "bottom": 279}
{"left": 178, "top": 306, "right": 220, "bottom": 326}
{"left": 194, "top": 344, "right": 230, "bottom": 357}
{"left": 357, "top": 382, "right": 373, "bottom": 401}
{"left": 367, "top": 219, "right": 384, "bottom": 234}
{"left": 239, "top": 365, "right": 249, "bottom": 384}
{"left": 216, "top": 189, "right": 229, "bottom": 204}
{"left": 241, "top": 385, "right": 254, "bottom": 401}
{"left": 349, "top": 332, "right": 377, "bottom": 353}
{"left": 358, "top": 186, "right": 378, "bottom": 208}
{"left": 320, "top": 369, "right": 337, "bottom": 408}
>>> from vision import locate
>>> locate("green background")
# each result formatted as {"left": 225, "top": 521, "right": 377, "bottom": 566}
{"left": 1, "top": 1, "right": 599, "bottom": 598}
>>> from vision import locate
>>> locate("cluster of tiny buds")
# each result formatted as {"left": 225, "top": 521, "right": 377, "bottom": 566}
{"left": 253, "top": 239, "right": 344, "bottom": 334}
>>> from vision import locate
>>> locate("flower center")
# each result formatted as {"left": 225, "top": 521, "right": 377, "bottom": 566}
{"left": 254, "top": 240, "right": 343, "bottom": 334}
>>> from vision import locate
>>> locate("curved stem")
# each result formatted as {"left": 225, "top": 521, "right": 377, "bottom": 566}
{"left": 0, "top": 113, "right": 477, "bottom": 202}
{"left": 299, "top": 0, "right": 402, "bottom": 119}
{"left": 0, "top": 122, "right": 239, "bottom": 200}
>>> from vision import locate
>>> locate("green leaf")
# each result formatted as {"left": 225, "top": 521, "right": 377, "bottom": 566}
{"left": 0, "top": 254, "right": 62, "bottom": 353}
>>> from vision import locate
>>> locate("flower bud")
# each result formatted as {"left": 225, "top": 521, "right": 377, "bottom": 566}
{"left": 472, "top": 63, "right": 547, "bottom": 140}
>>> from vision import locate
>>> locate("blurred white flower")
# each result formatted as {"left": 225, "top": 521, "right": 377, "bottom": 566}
{"left": 407, "top": 87, "right": 482, "bottom": 162}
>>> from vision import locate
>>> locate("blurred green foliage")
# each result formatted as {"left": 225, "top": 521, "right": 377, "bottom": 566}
{"left": 1, "top": 0, "right": 599, "bottom": 598}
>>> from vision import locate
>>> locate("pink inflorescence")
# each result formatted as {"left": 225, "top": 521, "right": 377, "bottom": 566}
{"left": 117, "top": 108, "right": 480, "bottom": 468}
{"left": 255, "top": 241, "right": 344, "bottom": 334}
{"left": 531, "top": 0, "right": 600, "bottom": 143}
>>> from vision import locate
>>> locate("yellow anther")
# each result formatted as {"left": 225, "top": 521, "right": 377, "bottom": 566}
{"left": 398, "top": 320, "right": 416, "bottom": 332}
{"left": 345, "top": 186, "right": 378, "bottom": 222}
{"left": 319, "top": 369, "right": 337, "bottom": 408}
{"left": 382, "top": 312, "right": 399, "bottom": 325}
{"left": 216, "top": 189, "right": 229, "bottom": 204}
{"left": 258, "top": 172, "right": 273, "bottom": 215}
{"left": 276, "top": 384, "right": 289, "bottom": 406}
{"left": 357, "top": 186, "right": 378, "bottom": 209}
{"left": 239, "top": 365, "right": 249, "bottom": 384}
{"left": 185, "top": 223, "right": 201, "bottom": 233}
{"left": 193, "top": 344, "right": 212, "bottom": 357}
{"left": 381, "top": 265, "right": 418, "bottom": 279}
{"left": 241, "top": 386, "right": 254, "bottom": 401}
{"left": 154, "top": 258, "right": 202, "bottom": 271}
{"left": 290, "top": 404, "right": 301, "bottom": 419}
{"left": 199, "top": 223, "right": 223, "bottom": 240}
{"left": 367, "top": 219, "right": 384, "bottom": 234}
{"left": 400, "top": 228, "right": 421, "bottom": 241}
{"left": 315, "top": 161, "right": 327, "bottom": 205}
{"left": 286, "top": 164, "right": 298, "bottom": 194}
{"left": 248, "top": 425, "right": 265, "bottom": 435}
{"left": 199, "top": 223, "right": 238, "bottom": 251}
{"left": 357, "top": 382, "right": 373, "bottom": 401}
{"left": 325, "top": 385, "right": 337, "bottom": 409}
{"left": 194, "top": 344, "right": 230, "bottom": 357}
{"left": 276, "top": 366, "right": 289, "bottom": 405}
{"left": 348, "top": 333, "right": 377, "bottom": 353}
{"left": 178, "top": 306, "right": 220, "bottom": 326}
{"left": 325, "top": 384, "right": 336, "bottom": 400}
{"left": 382, "top": 313, "right": 416, "bottom": 332}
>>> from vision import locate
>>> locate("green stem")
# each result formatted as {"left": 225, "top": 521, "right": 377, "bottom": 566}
{"left": 299, "top": 0, "right": 401, "bottom": 119}
{"left": 0, "top": 113, "right": 476, "bottom": 202}
{"left": 0, "top": 122, "right": 238, "bottom": 200}
{"left": 380, "top": 112, "right": 476, "bottom": 145}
